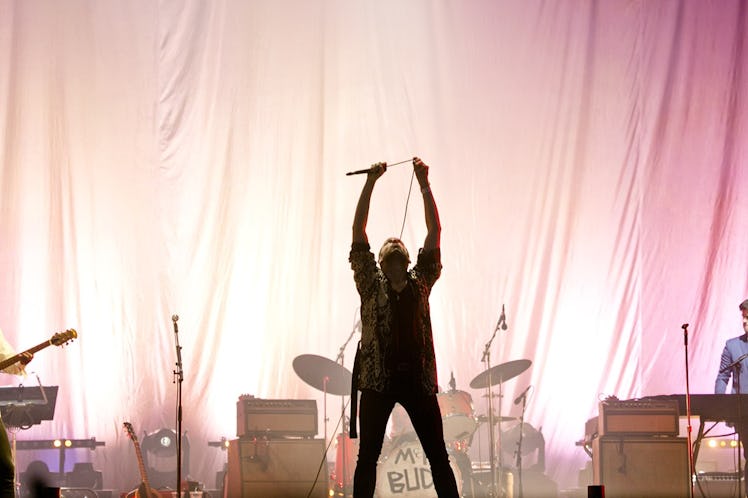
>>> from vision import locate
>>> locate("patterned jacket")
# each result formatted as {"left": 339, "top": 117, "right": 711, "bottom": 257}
{"left": 349, "top": 242, "right": 442, "bottom": 396}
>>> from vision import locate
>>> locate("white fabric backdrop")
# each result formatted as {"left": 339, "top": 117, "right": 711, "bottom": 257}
{"left": 1, "top": 0, "right": 747, "bottom": 492}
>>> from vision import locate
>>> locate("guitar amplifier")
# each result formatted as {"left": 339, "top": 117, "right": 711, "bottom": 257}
{"left": 237, "top": 396, "right": 317, "bottom": 438}
{"left": 599, "top": 399, "right": 679, "bottom": 436}
{"left": 592, "top": 436, "right": 689, "bottom": 497}
{"left": 223, "top": 438, "right": 327, "bottom": 498}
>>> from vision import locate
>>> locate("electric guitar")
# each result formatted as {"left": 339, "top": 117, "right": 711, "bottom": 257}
{"left": 0, "top": 329, "right": 77, "bottom": 371}
{"left": 123, "top": 422, "right": 157, "bottom": 498}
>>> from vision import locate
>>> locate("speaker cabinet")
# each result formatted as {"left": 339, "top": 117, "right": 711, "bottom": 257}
{"left": 592, "top": 437, "right": 689, "bottom": 498}
{"left": 224, "top": 438, "right": 327, "bottom": 498}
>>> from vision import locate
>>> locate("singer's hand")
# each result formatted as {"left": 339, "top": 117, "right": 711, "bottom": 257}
{"left": 413, "top": 157, "right": 429, "bottom": 187}
{"left": 367, "top": 162, "right": 387, "bottom": 181}
{"left": 19, "top": 352, "right": 33, "bottom": 365}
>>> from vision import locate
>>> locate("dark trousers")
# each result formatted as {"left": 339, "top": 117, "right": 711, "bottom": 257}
{"left": 0, "top": 418, "right": 14, "bottom": 498}
{"left": 353, "top": 389, "right": 459, "bottom": 498}
{"left": 738, "top": 422, "right": 748, "bottom": 498}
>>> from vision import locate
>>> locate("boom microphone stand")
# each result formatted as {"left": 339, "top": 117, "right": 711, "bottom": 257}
{"left": 172, "top": 315, "right": 184, "bottom": 497}
{"left": 514, "top": 386, "right": 531, "bottom": 498}
{"left": 480, "top": 306, "right": 507, "bottom": 498}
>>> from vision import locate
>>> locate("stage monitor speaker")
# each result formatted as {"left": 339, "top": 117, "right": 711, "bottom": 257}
{"left": 592, "top": 437, "right": 689, "bottom": 498}
{"left": 223, "top": 438, "right": 327, "bottom": 498}
{"left": 694, "top": 472, "right": 742, "bottom": 498}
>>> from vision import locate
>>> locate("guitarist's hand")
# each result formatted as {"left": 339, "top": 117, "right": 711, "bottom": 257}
{"left": 19, "top": 352, "right": 33, "bottom": 365}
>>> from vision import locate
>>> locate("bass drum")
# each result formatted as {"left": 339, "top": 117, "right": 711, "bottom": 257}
{"left": 375, "top": 440, "right": 468, "bottom": 498}
{"left": 389, "top": 402, "right": 414, "bottom": 440}
{"left": 390, "top": 392, "right": 477, "bottom": 446}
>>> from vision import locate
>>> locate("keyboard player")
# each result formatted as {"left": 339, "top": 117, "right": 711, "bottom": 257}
{"left": 714, "top": 298, "right": 748, "bottom": 496}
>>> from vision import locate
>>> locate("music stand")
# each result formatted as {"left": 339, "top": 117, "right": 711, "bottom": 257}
{"left": 0, "top": 385, "right": 58, "bottom": 429}
{"left": 0, "top": 385, "right": 58, "bottom": 493}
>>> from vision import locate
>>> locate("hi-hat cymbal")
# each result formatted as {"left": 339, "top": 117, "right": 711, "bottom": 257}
{"left": 476, "top": 414, "right": 517, "bottom": 424}
{"left": 469, "top": 359, "right": 531, "bottom": 389}
{"left": 293, "top": 354, "right": 352, "bottom": 396}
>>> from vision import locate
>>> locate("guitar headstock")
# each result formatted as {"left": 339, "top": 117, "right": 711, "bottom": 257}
{"left": 52, "top": 329, "right": 78, "bottom": 346}
{"left": 123, "top": 422, "right": 138, "bottom": 442}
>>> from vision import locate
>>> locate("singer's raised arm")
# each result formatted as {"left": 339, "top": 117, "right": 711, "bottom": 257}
{"left": 413, "top": 157, "right": 441, "bottom": 251}
{"left": 352, "top": 162, "right": 386, "bottom": 245}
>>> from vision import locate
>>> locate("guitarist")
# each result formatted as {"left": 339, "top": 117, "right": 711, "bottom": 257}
{"left": 0, "top": 328, "right": 33, "bottom": 498}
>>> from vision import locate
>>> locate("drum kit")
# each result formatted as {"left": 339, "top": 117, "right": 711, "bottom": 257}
{"left": 293, "top": 353, "right": 533, "bottom": 498}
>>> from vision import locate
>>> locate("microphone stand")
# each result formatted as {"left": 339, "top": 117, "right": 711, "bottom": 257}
{"left": 514, "top": 389, "right": 530, "bottom": 498}
{"left": 734, "top": 362, "right": 744, "bottom": 498}
{"left": 335, "top": 317, "right": 359, "bottom": 497}
{"left": 720, "top": 352, "right": 748, "bottom": 374}
{"left": 681, "top": 324, "right": 693, "bottom": 498}
{"left": 482, "top": 307, "right": 507, "bottom": 498}
{"left": 172, "top": 315, "right": 184, "bottom": 497}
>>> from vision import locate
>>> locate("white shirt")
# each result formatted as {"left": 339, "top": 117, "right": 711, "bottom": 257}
{"left": 0, "top": 328, "right": 26, "bottom": 376}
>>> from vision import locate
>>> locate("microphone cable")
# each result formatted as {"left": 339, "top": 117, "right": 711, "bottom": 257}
{"left": 399, "top": 168, "right": 416, "bottom": 240}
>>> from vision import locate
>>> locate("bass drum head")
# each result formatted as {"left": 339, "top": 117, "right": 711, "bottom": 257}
{"left": 375, "top": 440, "right": 465, "bottom": 498}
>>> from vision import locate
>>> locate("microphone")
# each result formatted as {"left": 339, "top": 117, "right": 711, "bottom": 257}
{"left": 346, "top": 167, "right": 373, "bottom": 176}
{"left": 172, "top": 314, "right": 179, "bottom": 333}
{"left": 514, "top": 385, "right": 532, "bottom": 405}
{"left": 496, "top": 305, "right": 508, "bottom": 331}
{"left": 345, "top": 159, "right": 412, "bottom": 176}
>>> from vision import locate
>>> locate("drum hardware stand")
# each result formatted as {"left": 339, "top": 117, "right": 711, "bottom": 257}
{"left": 334, "top": 317, "right": 360, "bottom": 497}
{"left": 322, "top": 376, "right": 330, "bottom": 445}
{"left": 480, "top": 306, "right": 507, "bottom": 498}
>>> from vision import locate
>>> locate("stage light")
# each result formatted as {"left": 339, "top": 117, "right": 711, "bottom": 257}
{"left": 140, "top": 427, "right": 190, "bottom": 489}
{"left": 159, "top": 435, "right": 172, "bottom": 449}
{"left": 16, "top": 439, "right": 104, "bottom": 451}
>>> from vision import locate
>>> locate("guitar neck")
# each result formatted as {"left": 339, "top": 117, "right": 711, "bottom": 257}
{"left": 131, "top": 439, "right": 154, "bottom": 497}
{"left": 0, "top": 340, "right": 51, "bottom": 371}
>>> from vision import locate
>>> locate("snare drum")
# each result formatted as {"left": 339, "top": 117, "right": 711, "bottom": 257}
{"left": 437, "top": 390, "right": 477, "bottom": 443}
{"left": 375, "top": 441, "right": 463, "bottom": 498}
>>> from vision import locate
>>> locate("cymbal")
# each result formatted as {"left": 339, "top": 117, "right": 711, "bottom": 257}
{"left": 469, "top": 359, "right": 531, "bottom": 389}
{"left": 293, "top": 354, "right": 352, "bottom": 396}
{"left": 476, "top": 414, "right": 517, "bottom": 424}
